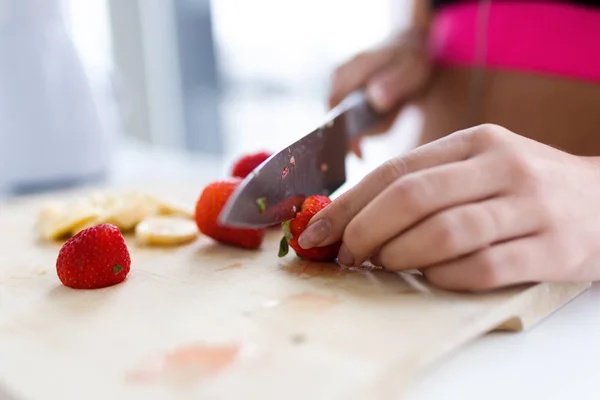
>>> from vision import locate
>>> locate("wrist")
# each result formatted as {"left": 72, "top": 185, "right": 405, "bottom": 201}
{"left": 409, "top": 0, "right": 433, "bottom": 32}
{"left": 384, "top": 27, "right": 430, "bottom": 55}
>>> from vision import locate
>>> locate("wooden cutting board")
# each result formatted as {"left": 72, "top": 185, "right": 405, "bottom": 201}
{"left": 0, "top": 182, "right": 590, "bottom": 400}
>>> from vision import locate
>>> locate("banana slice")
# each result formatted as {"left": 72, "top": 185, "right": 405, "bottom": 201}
{"left": 38, "top": 201, "right": 102, "bottom": 241}
{"left": 158, "top": 199, "right": 194, "bottom": 219}
{"left": 103, "top": 191, "right": 161, "bottom": 232}
{"left": 37, "top": 190, "right": 194, "bottom": 241}
{"left": 135, "top": 216, "right": 198, "bottom": 246}
{"left": 142, "top": 194, "right": 194, "bottom": 220}
{"left": 70, "top": 217, "right": 103, "bottom": 236}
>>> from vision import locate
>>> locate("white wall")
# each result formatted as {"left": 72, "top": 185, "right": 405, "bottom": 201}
{"left": 211, "top": 0, "right": 403, "bottom": 96}
{"left": 65, "top": 0, "right": 415, "bottom": 157}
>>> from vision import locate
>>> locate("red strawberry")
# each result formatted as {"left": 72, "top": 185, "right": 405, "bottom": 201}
{"left": 279, "top": 195, "right": 341, "bottom": 262}
{"left": 231, "top": 151, "right": 272, "bottom": 179}
{"left": 56, "top": 223, "right": 131, "bottom": 289}
{"left": 195, "top": 178, "right": 265, "bottom": 249}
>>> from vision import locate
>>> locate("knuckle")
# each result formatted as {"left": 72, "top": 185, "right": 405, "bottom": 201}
{"left": 475, "top": 250, "right": 504, "bottom": 288}
{"left": 392, "top": 176, "right": 429, "bottom": 214}
{"left": 501, "top": 149, "right": 540, "bottom": 187}
{"left": 376, "top": 157, "right": 407, "bottom": 186}
{"left": 433, "top": 213, "right": 463, "bottom": 254}
{"left": 465, "top": 123, "right": 509, "bottom": 149}
{"left": 471, "top": 203, "right": 500, "bottom": 243}
{"left": 342, "top": 218, "right": 371, "bottom": 257}
{"left": 475, "top": 246, "right": 526, "bottom": 289}
{"left": 331, "top": 194, "right": 360, "bottom": 230}
{"left": 478, "top": 123, "right": 506, "bottom": 134}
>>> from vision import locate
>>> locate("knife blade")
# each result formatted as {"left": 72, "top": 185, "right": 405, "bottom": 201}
{"left": 218, "top": 90, "right": 385, "bottom": 229}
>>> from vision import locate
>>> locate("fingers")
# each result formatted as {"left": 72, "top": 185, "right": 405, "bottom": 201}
{"left": 298, "top": 133, "right": 474, "bottom": 250}
{"left": 331, "top": 33, "right": 432, "bottom": 158}
{"left": 329, "top": 37, "right": 431, "bottom": 113}
{"left": 340, "top": 154, "right": 511, "bottom": 266}
{"left": 371, "top": 196, "right": 545, "bottom": 270}
{"left": 421, "top": 235, "right": 547, "bottom": 291}
{"left": 365, "top": 51, "right": 431, "bottom": 112}
{"left": 328, "top": 47, "right": 397, "bottom": 110}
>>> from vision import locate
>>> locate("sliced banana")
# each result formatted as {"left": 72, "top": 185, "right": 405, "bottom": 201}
{"left": 135, "top": 216, "right": 198, "bottom": 246}
{"left": 80, "top": 191, "right": 157, "bottom": 232}
{"left": 107, "top": 194, "right": 160, "bottom": 232}
{"left": 38, "top": 200, "right": 102, "bottom": 241}
{"left": 158, "top": 199, "right": 194, "bottom": 219}
{"left": 85, "top": 191, "right": 112, "bottom": 207}
{"left": 142, "top": 194, "right": 194, "bottom": 220}
{"left": 37, "top": 189, "right": 195, "bottom": 241}
{"left": 70, "top": 217, "right": 102, "bottom": 236}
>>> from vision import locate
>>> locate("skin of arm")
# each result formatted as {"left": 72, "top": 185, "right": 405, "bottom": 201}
{"left": 409, "top": 0, "right": 433, "bottom": 31}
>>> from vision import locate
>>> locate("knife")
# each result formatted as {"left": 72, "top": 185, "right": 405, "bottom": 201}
{"left": 218, "top": 90, "right": 386, "bottom": 229}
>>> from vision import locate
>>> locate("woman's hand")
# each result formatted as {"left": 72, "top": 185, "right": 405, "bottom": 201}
{"left": 328, "top": 30, "right": 433, "bottom": 157}
{"left": 298, "top": 124, "right": 600, "bottom": 291}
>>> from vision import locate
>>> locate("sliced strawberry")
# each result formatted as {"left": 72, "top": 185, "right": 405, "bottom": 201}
{"left": 195, "top": 179, "right": 265, "bottom": 249}
{"left": 278, "top": 195, "right": 341, "bottom": 262}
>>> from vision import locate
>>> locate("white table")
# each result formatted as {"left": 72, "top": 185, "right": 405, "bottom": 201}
{"left": 106, "top": 138, "right": 600, "bottom": 400}
{"left": 409, "top": 283, "right": 600, "bottom": 400}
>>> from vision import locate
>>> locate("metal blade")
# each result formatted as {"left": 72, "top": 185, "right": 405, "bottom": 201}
{"left": 218, "top": 90, "right": 383, "bottom": 228}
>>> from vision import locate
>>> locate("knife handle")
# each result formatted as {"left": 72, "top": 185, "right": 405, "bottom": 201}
{"left": 335, "top": 90, "right": 387, "bottom": 140}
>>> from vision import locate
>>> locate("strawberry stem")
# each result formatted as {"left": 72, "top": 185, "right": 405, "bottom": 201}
{"left": 282, "top": 220, "right": 293, "bottom": 240}
{"left": 278, "top": 236, "right": 289, "bottom": 257}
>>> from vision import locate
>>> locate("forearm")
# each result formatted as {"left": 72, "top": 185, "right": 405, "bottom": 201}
{"left": 410, "top": 0, "right": 433, "bottom": 31}
{"left": 388, "top": 0, "right": 432, "bottom": 47}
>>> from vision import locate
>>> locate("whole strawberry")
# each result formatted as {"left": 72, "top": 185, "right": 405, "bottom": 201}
{"left": 279, "top": 195, "right": 341, "bottom": 262}
{"left": 56, "top": 223, "right": 131, "bottom": 289}
{"left": 195, "top": 178, "right": 265, "bottom": 249}
{"left": 231, "top": 151, "right": 272, "bottom": 179}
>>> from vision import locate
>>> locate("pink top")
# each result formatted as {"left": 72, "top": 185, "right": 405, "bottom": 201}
{"left": 429, "top": 1, "right": 600, "bottom": 83}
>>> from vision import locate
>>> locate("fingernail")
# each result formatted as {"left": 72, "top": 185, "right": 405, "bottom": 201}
{"left": 366, "top": 83, "right": 388, "bottom": 111}
{"left": 337, "top": 244, "right": 355, "bottom": 267}
{"left": 298, "top": 219, "right": 330, "bottom": 249}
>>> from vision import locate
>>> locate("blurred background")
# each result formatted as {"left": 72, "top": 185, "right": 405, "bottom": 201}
{"left": 0, "top": 0, "right": 419, "bottom": 198}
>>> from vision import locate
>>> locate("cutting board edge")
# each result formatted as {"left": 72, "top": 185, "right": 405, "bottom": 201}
{"left": 491, "top": 281, "right": 591, "bottom": 332}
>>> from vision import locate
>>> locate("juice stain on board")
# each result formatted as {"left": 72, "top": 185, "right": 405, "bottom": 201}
{"left": 126, "top": 343, "right": 240, "bottom": 386}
